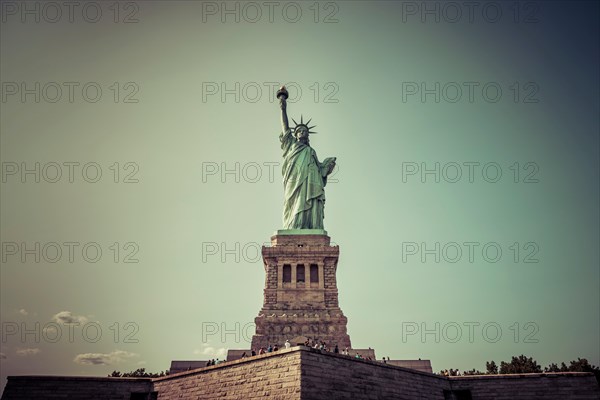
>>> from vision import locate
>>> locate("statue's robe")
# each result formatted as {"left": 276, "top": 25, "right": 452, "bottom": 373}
{"left": 280, "top": 129, "right": 330, "bottom": 229}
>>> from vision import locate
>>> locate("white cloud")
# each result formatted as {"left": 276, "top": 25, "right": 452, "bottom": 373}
{"left": 16, "top": 348, "right": 41, "bottom": 356}
{"left": 42, "top": 325, "right": 58, "bottom": 336}
{"left": 52, "top": 311, "right": 88, "bottom": 325}
{"left": 73, "top": 350, "right": 138, "bottom": 366}
{"left": 193, "top": 344, "right": 227, "bottom": 359}
{"left": 18, "top": 309, "right": 28, "bottom": 316}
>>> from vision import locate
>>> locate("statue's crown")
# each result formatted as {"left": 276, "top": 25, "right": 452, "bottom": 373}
{"left": 292, "top": 115, "right": 317, "bottom": 134}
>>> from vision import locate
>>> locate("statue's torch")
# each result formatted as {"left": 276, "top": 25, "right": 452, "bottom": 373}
{"left": 277, "top": 86, "right": 289, "bottom": 132}
{"left": 276, "top": 86, "right": 289, "bottom": 101}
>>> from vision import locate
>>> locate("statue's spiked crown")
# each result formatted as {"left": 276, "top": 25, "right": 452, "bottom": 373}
{"left": 277, "top": 86, "right": 317, "bottom": 134}
{"left": 292, "top": 115, "right": 317, "bottom": 135}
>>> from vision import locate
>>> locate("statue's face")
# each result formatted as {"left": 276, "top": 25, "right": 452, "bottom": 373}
{"left": 295, "top": 126, "right": 309, "bottom": 141}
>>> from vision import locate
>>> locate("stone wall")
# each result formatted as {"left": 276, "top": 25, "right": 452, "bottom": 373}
{"left": 1, "top": 376, "right": 153, "bottom": 400}
{"left": 449, "top": 373, "right": 600, "bottom": 399}
{"left": 169, "top": 360, "right": 209, "bottom": 374}
{"left": 3, "top": 347, "right": 599, "bottom": 400}
{"left": 152, "top": 347, "right": 302, "bottom": 400}
{"left": 297, "top": 347, "right": 599, "bottom": 400}
{"left": 387, "top": 359, "right": 433, "bottom": 373}
{"left": 299, "top": 347, "right": 451, "bottom": 399}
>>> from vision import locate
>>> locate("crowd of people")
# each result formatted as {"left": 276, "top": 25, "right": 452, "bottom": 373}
{"left": 237, "top": 339, "right": 385, "bottom": 363}
{"left": 205, "top": 338, "right": 394, "bottom": 366}
{"left": 440, "top": 368, "right": 461, "bottom": 376}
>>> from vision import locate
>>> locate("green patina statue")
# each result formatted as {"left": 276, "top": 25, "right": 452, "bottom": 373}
{"left": 277, "top": 86, "right": 336, "bottom": 230}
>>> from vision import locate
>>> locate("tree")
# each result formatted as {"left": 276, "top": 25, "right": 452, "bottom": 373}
{"left": 463, "top": 369, "right": 484, "bottom": 376}
{"left": 542, "top": 358, "right": 600, "bottom": 382}
{"left": 108, "top": 368, "right": 168, "bottom": 378}
{"left": 499, "top": 354, "right": 542, "bottom": 374}
{"left": 437, "top": 355, "right": 599, "bottom": 383}
{"left": 544, "top": 362, "right": 568, "bottom": 373}
{"left": 567, "top": 358, "right": 598, "bottom": 372}
{"left": 565, "top": 358, "right": 600, "bottom": 383}
{"left": 486, "top": 360, "right": 498, "bottom": 374}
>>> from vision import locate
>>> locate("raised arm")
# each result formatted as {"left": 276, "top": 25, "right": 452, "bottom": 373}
{"left": 277, "top": 86, "right": 290, "bottom": 134}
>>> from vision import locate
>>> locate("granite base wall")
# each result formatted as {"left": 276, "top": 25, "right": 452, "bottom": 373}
{"left": 299, "top": 347, "right": 450, "bottom": 399}
{"left": 298, "top": 347, "right": 599, "bottom": 399}
{"left": 152, "top": 348, "right": 302, "bottom": 399}
{"left": 2, "top": 347, "right": 599, "bottom": 400}
{"left": 1, "top": 376, "right": 153, "bottom": 400}
{"left": 449, "top": 373, "right": 600, "bottom": 400}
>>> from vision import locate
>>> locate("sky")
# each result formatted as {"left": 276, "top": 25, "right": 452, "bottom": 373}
{"left": 1, "top": 0, "right": 599, "bottom": 393}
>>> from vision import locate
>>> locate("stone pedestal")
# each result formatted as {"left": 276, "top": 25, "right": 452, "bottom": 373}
{"left": 251, "top": 232, "right": 351, "bottom": 350}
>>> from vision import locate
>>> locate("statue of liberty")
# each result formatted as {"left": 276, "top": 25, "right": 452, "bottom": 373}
{"left": 276, "top": 86, "right": 336, "bottom": 230}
